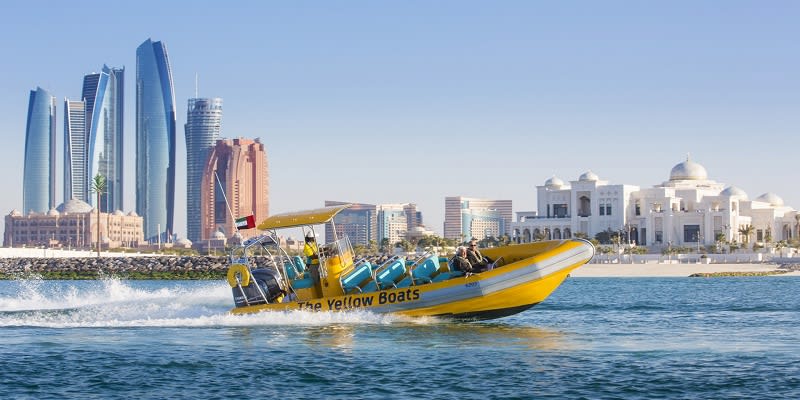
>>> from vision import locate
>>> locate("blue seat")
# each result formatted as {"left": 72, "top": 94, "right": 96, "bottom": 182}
{"left": 284, "top": 261, "right": 301, "bottom": 280}
{"left": 375, "top": 259, "right": 407, "bottom": 290}
{"left": 293, "top": 256, "right": 307, "bottom": 273}
{"left": 340, "top": 262, "right": 374, "bottom": 294}
{"left": 396, "top": 255, "right": 441, "bottom": 287}
{"left": 429, "top": 257, "right": 465, "bottom": 282}
{"left": 291, "top": 276, "right": 315, "bottom": 289}
{"left": 431, "top": 271, "right": 464, "bottom": 282}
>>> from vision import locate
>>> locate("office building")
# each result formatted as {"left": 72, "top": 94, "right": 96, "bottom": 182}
{"left": 136, "top": 38, "right": 176, "bottom": 241}
{"left": 444, "top": 196, "right": 512, "bottom": 242}
{"left": 64, "top": 100, "right": 86, "bottom": 203}
{"left": 325, "top": 201, "right": 377, "bottom": 246}
{"left": 185, "top": 98, "right": 223, "bottom": 242}
{"left": 23, "top": 87, "right": 56, "bottom": 214}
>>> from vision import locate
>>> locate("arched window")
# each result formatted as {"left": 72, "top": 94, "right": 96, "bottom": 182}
{"left": 553, "top": 228, "right": 562, "bottom": 239}
{"left": 579, "top": 196, "right": 591, "bottom": 217}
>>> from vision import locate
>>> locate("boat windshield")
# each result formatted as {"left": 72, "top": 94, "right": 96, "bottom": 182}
{"left": 229, "top": 233, "right": 297, "bottom": 281}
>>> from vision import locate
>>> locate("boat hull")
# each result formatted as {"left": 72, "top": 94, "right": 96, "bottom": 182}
{"left": 230, "top": 239, "right": 594, "bottom": 321}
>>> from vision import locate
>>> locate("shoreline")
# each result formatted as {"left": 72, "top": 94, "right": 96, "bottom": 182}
{"left": 570, "top": 262, "right": 800, "bottom": 278}
{"left": 3, "top": 256, "right": 800, "bottom": 280}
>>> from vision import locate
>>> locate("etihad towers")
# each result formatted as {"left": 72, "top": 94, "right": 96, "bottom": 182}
{"left": 136, "top": 38, "right": 176, "bottom": 241}
{"left": 185, "top": 98, "right": 223, "bottom": 242}
{"left": 64, "top": 65, "right": 124, "bottom": 210}
{"left": 23, "top": 87, "right": 57, "bottom": 214}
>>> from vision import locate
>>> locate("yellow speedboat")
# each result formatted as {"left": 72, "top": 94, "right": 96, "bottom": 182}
{"left": 226, "top": 205, "right": 594, "bottom": 321}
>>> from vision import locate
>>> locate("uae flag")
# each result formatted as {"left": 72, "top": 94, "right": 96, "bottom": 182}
{"left": 235, "top": 215, "right": 256, "bottom": 230}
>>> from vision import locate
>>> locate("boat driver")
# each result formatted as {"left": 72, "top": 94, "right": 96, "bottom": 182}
{"left": 304, "top": 232, "right": 321, "bottom": 284}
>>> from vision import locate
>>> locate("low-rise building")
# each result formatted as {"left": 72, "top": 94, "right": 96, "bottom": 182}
{"left": 4, "top": 198, "right": 144, "bottom": 249}
{"left": 511, "top": 158, "right": 799, "bottom": 249}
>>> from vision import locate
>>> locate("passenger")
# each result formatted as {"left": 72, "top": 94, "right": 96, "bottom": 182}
{"left": 304, "top": 232, "right": 321, "bottom": 284}
{"left": 452, "top": 246, "right": 473, "bottom": 273}
{"left": 466, "top": 238, "right": 493, "bottom": 270}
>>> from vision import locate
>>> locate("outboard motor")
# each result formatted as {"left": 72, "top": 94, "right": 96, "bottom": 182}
{"left": 232, "top": 268, "right": 287, "bottom": 307}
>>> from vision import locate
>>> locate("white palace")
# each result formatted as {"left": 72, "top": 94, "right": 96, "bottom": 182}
{"left": 511, "top": 158, "right": 799, "bottom": 249}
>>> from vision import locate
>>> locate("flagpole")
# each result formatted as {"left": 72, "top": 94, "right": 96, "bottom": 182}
{"left": 214, "top": 171, "right": 239, "bottom": 235}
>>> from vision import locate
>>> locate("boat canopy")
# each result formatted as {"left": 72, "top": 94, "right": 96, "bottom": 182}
{"left": 256, "top": 204, "right": 352, "bottom": 230}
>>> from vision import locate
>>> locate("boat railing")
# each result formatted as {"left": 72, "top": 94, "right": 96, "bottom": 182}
{"left": 229, "top": 233, "right": 277, "bottom": 264}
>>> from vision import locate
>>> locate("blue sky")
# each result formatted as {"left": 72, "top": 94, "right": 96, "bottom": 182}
{"left": 1, "top": 1, "right": 798, "bottom": 238}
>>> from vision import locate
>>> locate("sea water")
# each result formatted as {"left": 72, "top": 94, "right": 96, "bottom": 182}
{"left": 1, "top": 277, "right": 798, "bottom": 399}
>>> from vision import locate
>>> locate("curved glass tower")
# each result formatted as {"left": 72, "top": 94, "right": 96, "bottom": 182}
{"left": 136, "top": 39, "right": 176, "bottom": 241}
{"left": 185, "top": 98, "right": 222, "bottom": 242}
{"left": 23, "top": 87, "right": 56, "bottom": 214}
{"left": 85, "top": 65, "right": 124, "bottom": 212}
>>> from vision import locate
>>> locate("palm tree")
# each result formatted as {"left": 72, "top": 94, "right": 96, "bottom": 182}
{"left": 738, "top": 224, "right": 755, "bottom": 246}
{"left": 90, "top": 174, "right": 107, "bottom": 257}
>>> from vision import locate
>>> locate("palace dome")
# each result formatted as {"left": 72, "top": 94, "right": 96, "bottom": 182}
{"left": 56, "top": 198, "right": 93, "bottom": 214}
{"left": 544, "top": 176, "right": 565, "bottom": 188}
{"left": 113, "top": 210, "right": 125, "bottom": 216}
{"left": 579, "top": 171, "right": 599, "bottom": 182}
{"left": 720, "top": 186, "right": 748, "bottom": 199}
{"left": 47, "top": 208, "right": 59, "bottom": 216}
{"left": 127, "top": 211, "right": 139, "bottom": 217}
{"left": 669, "top": 159, "right": 708, "bottom": 181}
{"left": 176, "top": 238, "right": 193, "bottom": 247}
{"left": 212, "top": 231, "right": 226, "bottom": 240}
{"left": 756, "top": 193, "right": 784, "bottom": 207}
{"left": 9, "top": 209, "right": 21, "bottom": 217}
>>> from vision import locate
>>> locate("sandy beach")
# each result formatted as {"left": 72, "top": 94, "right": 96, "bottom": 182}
{"left": 570, "top": 262, "right": 800, "bottom": 277}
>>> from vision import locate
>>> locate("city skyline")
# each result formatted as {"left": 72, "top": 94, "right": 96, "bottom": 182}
{"left": 2, "top": 2, "right": 799, "bottom": 240}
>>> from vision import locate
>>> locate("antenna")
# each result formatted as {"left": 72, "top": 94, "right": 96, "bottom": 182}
{"left": 195, "top": 73, "right": 198, "bottom": 98}
{"left": 214, "top": 171, "right": 239, "bottom": 235}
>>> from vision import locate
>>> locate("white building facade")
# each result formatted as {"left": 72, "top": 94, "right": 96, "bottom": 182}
{"left": 511, "top": 159, "right": 799, "bottom": 249}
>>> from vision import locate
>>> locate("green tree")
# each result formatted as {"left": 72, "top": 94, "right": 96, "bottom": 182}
{"left": 396, "top": 239, "right": 416, "bottom": 253}
{"left": 380, "top": 238, "right": 391, "bottom": 253}
{"left": 738, "top": 225, "right": 755, "bottom": 245}
{"left": 90, "top": 174, "right": 107, "bottom": 257}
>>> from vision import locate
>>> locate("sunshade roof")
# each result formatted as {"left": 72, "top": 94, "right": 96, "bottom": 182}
{"left": 256, "top": 204, "right": 352, "bottom": 230}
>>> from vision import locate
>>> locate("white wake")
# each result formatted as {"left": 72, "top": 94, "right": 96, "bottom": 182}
{"left": 0, "top": 278, "right": 424, "bottom": 328}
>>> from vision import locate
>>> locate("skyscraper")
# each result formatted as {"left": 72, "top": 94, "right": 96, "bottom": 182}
{"left": 23, "top": 87, "right": 56, "bottom": 214}
{"left": 64, "top": 100, "right": 86, "bottom": 203}
{"left": 84, "top": 65, "right": 124, "bottom": 212}
{"left": 200, "top": 138, "right": 268, "bottom": 240}
{"left": 136, "top": 38, "right": 176, "bottom": 241}
{"left": 185, "top": 98, "right": 222, "bottom": 242}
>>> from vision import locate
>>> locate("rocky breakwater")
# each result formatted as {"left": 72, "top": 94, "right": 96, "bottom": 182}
{"left": 689, "top": 264, "right": 800, "bottom": 278}
{"left": 0, "top": 256, "right": 236, "bottom": 280}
